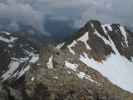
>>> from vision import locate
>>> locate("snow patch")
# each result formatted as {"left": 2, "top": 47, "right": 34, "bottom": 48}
{"left": 101, "top": 25, "right": 108, "bottom": 34}
{"left": 1, "top": 31, "right": 11, "bottom": 35}
{"left": 80, "top": 52, "right": 133, "bottom": 93}
{"left": 1, "top": 60, "right": 20, "bottom": 81}
{"left": 56, "top": 42, "right": 65, "bottom": 49}
{"left": 77, "top": 72, "right": 97, "bottom": 83}
{"left": 30, "top": 55, "right": 39, "bottom": 63}
{"left": 67, "top": 32, "right": 91, "bottom": 55}
{"left": 67, "top": 40, "right": 77, "bottom": 55}
{"left": 8, "top": 44, "right": 13, "bottom": 48}
{"left": 47, "top": 56, "right": 54, "bottom": 69}
{"left": 0, "top": 36, "right": 17, "bottom": 43}
{"left": 77, "top": 72, "right": 88, "bottom": 79}
{"left": 94, "top": 29, "right": 119, "bottom": 55}
{"left": 53, "top": 76, "right": 58, "bottom": 79}
{"left": 94, "top": 30, "right": 110, "bottom": 45}
{"left": 77, "top": 32, "right": 91, "bottom": 50}
{"left": 92, "top": 23, "right": 119, "bottom": 54}
{"left": 103, "top": 24, "right": 113, "bottom": 31}
{"left": 31, "top": 77, "right": 35, "bottom": 81}
{"left": 24, "top": 50, "right": 39, "bottom": 63}
{"left": 65, "top": 61, "right": 78, "bottom": 72}
{"left": 1, "top": 50, "right": 39, "bottom": 80}
{"left": 119, "top": 26, "right": 128, "bottom": 47}
{"left": 17, "top": 65, "right": 30, "bottom": 79}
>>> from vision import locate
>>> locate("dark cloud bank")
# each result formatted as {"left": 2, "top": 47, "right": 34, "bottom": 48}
{"left": 0, "top": 0, "right": 132, "bottom": 38}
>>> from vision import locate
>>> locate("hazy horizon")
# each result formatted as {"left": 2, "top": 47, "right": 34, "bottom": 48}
{"left": 0, "top": 0, "right": 132, "bottom": 36}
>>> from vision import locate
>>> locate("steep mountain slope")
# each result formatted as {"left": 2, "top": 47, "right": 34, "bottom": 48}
{"left": 0, "top": 20, "right": 133, "bottom": 100}
{"left": 0, "top": 32, "right": 39, "bottom": 81}
{"left": 64, "top": 20, "right": 133, "bottom": 92}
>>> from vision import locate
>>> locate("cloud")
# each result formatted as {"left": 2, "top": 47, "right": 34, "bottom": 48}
{"left": 36, "top": 0, "right": 133, "bottom": 27}
{"left": 0, "top": 0, "right": 132, "bottom": 35}
{"left": 0, "top": 0, "right": 47, "bottom": 34}
{"left": 76, "top": 0, "right": 133, "bottom": 27}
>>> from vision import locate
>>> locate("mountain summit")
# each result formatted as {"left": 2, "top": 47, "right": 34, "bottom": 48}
{"left": 67, "top": 20, "right": 133, "bottom": 61}
{"left": 64, "top": 20, "right": 133, "bottom": 92}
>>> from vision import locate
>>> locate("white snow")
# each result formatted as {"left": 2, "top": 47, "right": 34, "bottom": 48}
{"left": 1, "top": 31, "right": 11, "bottom": 35}
{"left": 31, "top": 77, "right": 35, "bottom": 81}
{"left": 77, "top": 32, "right": 91, "bottom": 50}
{"left": 1, "top": 60, "right": 20, "bottom": 81}
{"left": 65, "top": 61, "right": 78, "bottom": 71}
{"left": 102, "top": 24, "right": 128, "bottom": 47}
{"left": 8, "top": 44, "right": 13, "bottom": 48}
{"left": 1, "top": 49, "right": 39, "bottom": 80}
{"left": 94, "top": 30, "right": 110, "bottom": 45}
{"left": 53, "top": 76, "right": 58, "bottom": 79}
{"left": 67, "top": 40, "right": 77, "bottom": 55}
{"left": 103, "top": 24, "right": 113, "bottom": 31}
{"left": 77, "top": 72, "right": 97, "bottom": 83}
{"left": 10, "top": 36, "right": 18, "bottom": 42}
{"left": 20, "top": 57, "right": 29, "bottom": 61}
{"left": 102, "top": 25, "right": 108, "bottom": 34}
{"left": 47, "top": 56, "right": 54, "bottom": 69}
{"left": 1, "top": 58, "right": 31, "bottom": 80}
{"left": 79, "top": 52, "right": 133, "bottom": 93}
{"left": 56, "top": 42, "right": 65, "bottom": 49}
{"left": 77, "top": 72, "right": 88, "bottom": 79}
{"left": 30, "top": 54, "right": 39, "bottom": 63}
{"left": 119, "top": 26, "right": 128, "bottom": 47}
{"left": 92, "top": 24, "right": 118, "bottom": 54}
{"left": 0, "top": 36, "right": 17, "bottom": 43}
{"left": 67, "top": 32, "right": 91, "bottom": 55}
{"left": 94, "top": 29, "right": 119, "bottom": 55}
{"left": 17, "top": 65, "right": 30, "bottom": 78}
{"left": 37, "top": 63, "right": 41, "bottom": 66}
{"left": 24, "top": 50, "right": 39, "bottom": 63}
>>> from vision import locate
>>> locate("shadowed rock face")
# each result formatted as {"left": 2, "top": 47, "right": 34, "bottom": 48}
{"left": 0, "top": 20, "right": 133, "bottom": 100}
{"left": 0, "top": 48, "right": 10, "bottom": 72}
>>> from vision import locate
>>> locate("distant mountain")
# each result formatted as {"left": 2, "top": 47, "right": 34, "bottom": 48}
{"left": 0, "top": 20, "right": 133, "bottom": 100}
{"left": 0, "top": 31, "right": 39, "bottom": 81}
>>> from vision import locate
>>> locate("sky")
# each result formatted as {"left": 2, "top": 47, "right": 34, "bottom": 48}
{"left": 0, "top": 0, "right": 132, "bottom": 36}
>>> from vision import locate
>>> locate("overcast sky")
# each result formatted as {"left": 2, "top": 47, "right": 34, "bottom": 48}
{"left": 0, "top": 0, "right": 132, "bottom": 35}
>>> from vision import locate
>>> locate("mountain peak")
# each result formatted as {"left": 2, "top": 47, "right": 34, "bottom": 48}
{"left": 66, "top": 20, "right": 133, "bottom": 61}
{"left": 63, "top": 20, "right": 133, "bottom": 93}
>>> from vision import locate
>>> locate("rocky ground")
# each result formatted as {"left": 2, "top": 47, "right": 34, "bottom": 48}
{"left": 0, "top": 45, "right": 132, "bottom": 100}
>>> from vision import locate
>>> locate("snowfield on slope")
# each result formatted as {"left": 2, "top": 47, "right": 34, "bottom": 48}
{"left": 66, "top": 23, "right": 133, "bottom": 93}
{"left": 80, "top": 52, "right": 133, "bottom": 93}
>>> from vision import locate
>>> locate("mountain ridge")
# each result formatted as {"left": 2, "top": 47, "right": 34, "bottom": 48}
{"left": 64, "top": 20, "right": 133, "bottom": 61}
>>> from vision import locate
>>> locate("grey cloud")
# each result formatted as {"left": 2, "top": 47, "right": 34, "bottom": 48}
{"left": 0, "top": 0, "right": 47, "bottom": 35}
{"left": 0, "top": 0, "right": 132, "bottom": 35}
{"left": 76, "top": 0, "right": 133, "bottom": 27}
